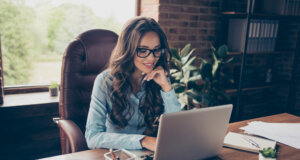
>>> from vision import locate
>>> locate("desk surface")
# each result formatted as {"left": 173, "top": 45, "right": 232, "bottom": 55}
{"left": 40, "top": 113, "right": 300, "bottom": 160}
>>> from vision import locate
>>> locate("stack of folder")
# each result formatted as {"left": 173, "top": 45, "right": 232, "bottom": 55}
{"left": 227, "top": 19, "right": 279, "bottom": 53}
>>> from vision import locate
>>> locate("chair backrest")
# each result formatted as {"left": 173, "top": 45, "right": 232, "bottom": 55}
{"left": 59, "top": 29, "right": 118, "bottom": 153}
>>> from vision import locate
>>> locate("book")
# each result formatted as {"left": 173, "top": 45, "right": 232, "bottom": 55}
{"left": 223, "top": 132, "right": 276, "bottom": 153}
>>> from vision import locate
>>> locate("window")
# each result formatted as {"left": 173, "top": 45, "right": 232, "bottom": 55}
{"left": 0, "top": 0, "right": 135, "bottom": 87}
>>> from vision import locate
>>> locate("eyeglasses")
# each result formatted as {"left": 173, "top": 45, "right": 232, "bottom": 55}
{"left": 136, "top": 47, "right": 165, "bottom": 58}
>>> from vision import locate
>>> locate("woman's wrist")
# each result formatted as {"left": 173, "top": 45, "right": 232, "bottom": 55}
{"left": 161, "top": 83, "right": 172, "bottom": 92}
{"left": 140, "top": 136, "right": 156, "bottom": 151}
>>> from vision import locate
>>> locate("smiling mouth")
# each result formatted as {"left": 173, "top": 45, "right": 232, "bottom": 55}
{"left": 143, "top": 63, "right": 155, "bottom": 68}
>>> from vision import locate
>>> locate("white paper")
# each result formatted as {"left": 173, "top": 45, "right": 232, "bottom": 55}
{"left": 240, "top": 121, "right": 300, "bottom": 149}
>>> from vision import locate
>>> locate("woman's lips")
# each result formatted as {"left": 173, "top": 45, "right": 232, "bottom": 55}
{"left": 143, "top": 63, "right": 154, "bottom": 69}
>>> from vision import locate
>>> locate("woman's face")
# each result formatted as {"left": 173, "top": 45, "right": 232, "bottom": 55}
{"left": 134, "top": 31, "right": 161, "bottom": 74}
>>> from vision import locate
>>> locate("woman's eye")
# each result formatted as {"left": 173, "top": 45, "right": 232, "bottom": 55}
{"left": 138, "top": 48, "right": 147, "bottom": 53}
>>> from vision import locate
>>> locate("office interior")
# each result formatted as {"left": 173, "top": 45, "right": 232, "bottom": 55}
{"left": 0, "top": 0, "right": 299, "bottom": 159}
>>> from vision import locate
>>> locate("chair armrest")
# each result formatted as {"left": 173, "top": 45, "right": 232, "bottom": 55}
{"left": 57, "top": 119, "right": 88, "bottom": 153}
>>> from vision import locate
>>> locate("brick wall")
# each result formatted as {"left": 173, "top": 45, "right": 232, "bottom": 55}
{"left": 140, "top": 0, "right": 221, "bottom": 59}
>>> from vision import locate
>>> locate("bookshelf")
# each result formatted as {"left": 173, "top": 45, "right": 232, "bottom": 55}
{"left": 221, "top": 12, "right": 300, "bottom": 20}
{"left": 227, "top": 51, "right": 294, "bottom": 55}
{"left": 221, "top": 0, "right": 300, "bottom": 121}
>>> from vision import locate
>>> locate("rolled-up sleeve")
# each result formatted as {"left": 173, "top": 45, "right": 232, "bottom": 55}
{"left": 85, "top": 72, "right": 145, "bottom": 150}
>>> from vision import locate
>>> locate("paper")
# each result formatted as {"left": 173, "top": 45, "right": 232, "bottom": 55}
{"left": 224, "top": 132, "right": 276, "bottom": 153}
{"left": 240, "top": 121, "right": 300, "bottom": 149}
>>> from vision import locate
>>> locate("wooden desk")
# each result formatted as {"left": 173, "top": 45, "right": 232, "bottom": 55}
{"left": 40, "top": 113, "right": 300, "bottom": 160}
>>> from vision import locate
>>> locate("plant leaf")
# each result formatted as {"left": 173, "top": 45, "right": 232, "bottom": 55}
{"left": 182, "top": 56, "right": 196, "bottom": 70}
{"left": 200, "top": 61, "right": 212, "bottom": 80}
{"left": 173, "top": 58, "right": 182, "bottom": 70}
{"left": 181, "top": 48, "right": 196, "bottom": 64}
{"left": 180, "top": 70, "right": 190, "bottom": 84}
{"left": 186, "top": 89, "right": 202, "bottom": 103}
{"left": 188, "top": 81, "right": 203, "bottom": 91}
{"left": 172, "top": 83, "right": 186, "bottom": 94}
{"left": 170, "top": 69, "right": 179, "bottom": 74}
{"left": 182, "top": 65, "right": 197, "bottom": 73}
{"left": 171, "top": 71, "right": 183, "bottom": 80}
{"left": 221, "top": 57, "right": 234, "bottom": 64}
{"left": 178, "top": 93, "right": 188, "bottom": 109}
{"left": 170, "top": 47, "right": 180, "bottom": 61}
{"left": 212, "top": 57, "right": 219, "bottom": 77}
{"left": 188, "top": 74, "right": 202, "bottom": 82}
{"left": 216, "top": 44, "right": 228, "bottom": 58}
{"left": 180, "top": 43, "right": 191, "bottom": 57}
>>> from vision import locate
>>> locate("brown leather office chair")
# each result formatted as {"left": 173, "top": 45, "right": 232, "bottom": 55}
{"left": 54, "top": 29, "right": 118, "bottom": 154}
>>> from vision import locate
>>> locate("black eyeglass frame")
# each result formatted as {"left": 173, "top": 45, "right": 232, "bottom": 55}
{"left": 136, "top": 48, "right": 165, "bottom": 58}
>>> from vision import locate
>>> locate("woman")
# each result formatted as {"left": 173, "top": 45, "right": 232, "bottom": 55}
{"left": 85, "top": 17, "right": 181, "bottom": 151}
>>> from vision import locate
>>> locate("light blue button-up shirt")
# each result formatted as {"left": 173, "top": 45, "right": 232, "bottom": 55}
{"left": 85, "top": 70, "right": 181, "bottom": 150}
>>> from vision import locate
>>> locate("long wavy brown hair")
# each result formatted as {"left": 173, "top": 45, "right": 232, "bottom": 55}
{"left": 108, "top": 17, "right": 171, "bottom": 136}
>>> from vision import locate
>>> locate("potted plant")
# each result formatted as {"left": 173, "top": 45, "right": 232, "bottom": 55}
{"left": 170, "top": 43, "right": 234, "bottom": 110}
{"left": 49, "top": 81, "right": 59, "bottom": 97}
{"left": 259, "top": 147, "right": 277, "bottom": 160}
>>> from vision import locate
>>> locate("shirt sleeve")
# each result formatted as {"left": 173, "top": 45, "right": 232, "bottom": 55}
{"left": 85, "top": 72, "right": 145, "bottom": 150}
{"left": 160, "top": 88, "right": 181, "bottom": 113}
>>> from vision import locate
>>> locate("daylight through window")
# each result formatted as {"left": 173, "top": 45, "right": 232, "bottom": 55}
{"left": 0, "top": 0, "right": 135, "bottom": 87}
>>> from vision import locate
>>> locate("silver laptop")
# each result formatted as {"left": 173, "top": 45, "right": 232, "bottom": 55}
{"left": 154, "top": 104, "right": 233, "bottom": 160}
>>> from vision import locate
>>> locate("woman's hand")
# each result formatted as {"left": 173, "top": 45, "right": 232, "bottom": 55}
{"left": 144, "top": 66, "right": 172, "bottom": 92}
{"left": 140, "top": 136, "right": 157, "bottom": 151}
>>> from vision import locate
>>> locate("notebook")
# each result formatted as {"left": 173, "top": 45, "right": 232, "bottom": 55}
{"left": 223, "top": 132, "right": 276, "bottom": 153}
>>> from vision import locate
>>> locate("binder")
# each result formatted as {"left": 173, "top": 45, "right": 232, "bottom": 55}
{"left": 269, "top": 20, "right": 275, "bottom": 52}
{"left": 258, "top": 20, "right": 265, "bottom": 53}
{"left": 253, "top": 19, "right": 259, "bottom": 53}
{"left": 247, "top": 20, "right": 254, "bottom": 53}
{"left": 227, "top": 19, "right": 248, "bottom": 52}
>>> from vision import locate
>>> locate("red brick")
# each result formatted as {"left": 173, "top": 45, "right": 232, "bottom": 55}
{"left": 182, "top": 6, "right": 200, "bottom": 13}
{"left": 199, "top": 29, "right": 208, "bottom": 34}
{"left": 190, "top": 15, "right": 199, "bottom": 21}
{"left": 199, "top": 8, "right": 209, "bottom": 14}
{"left": 169, "top": 28, "right": 178, "bottom": 34}
{"left": 190, "top": 22, "right": 197, "bottom": 27}
{"left": 169, "top": 13, "right": 179, "bottom": 19}
{"left": 159, "top": 20, "right": 178, "bottom": 26}
{"left": 159, "top": 5, "right": 182, "bottom": 12}
{"left": 179, "top": 28, "right": 188, "bottom": 34}
{"left": 159, "top": 13, "right": 168, "bottom": 19}
{"left": 177, "top": 21, "right": 188, "bottom": 27}
{"left": 197, "top": 22, "right": 209, "bottom": 28}
{"left": 167, "top": 35, "right": 178, "bottom": 41}
{"left": 178, "top": 35, "right": 187, "bottom": 41}
{"left": 178, "top": 14, "right": 190, "bottom": 20}
{"left": 188, "top": 35, "right": 196, "bottom": 41}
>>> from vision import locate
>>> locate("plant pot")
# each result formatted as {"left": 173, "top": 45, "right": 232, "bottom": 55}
{"left": 49, "top": 87, "right": 58, "bottom": 97}
{"left": 259, "top": 153, "right": 276, "bottom": 160}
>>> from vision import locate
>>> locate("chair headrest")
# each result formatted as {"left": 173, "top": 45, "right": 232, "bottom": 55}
{"left": 75, "top": 29, "right": 118, "bottom": 73}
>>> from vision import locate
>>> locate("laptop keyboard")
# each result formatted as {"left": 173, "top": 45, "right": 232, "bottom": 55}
{"left": 140, "top": 153, "right": 154, "bottom": 160}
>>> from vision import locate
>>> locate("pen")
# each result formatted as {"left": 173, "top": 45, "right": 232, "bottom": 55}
{"left": 243, "top": 136, "right": 261, "bottom": 149}
{"left": 110, "top": 148, "right": 117, "bottom": 160}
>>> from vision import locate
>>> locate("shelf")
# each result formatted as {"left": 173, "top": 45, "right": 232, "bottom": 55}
{"left": 227, "top": 51, "right": 294, "bottom": 55}
{"left": 221, "top": 11, "right": 300, "bottom": 20}
{"left": 220, "top": 12, "right": 247, "bottom": 18}
{"left": 225, "top": 83, "right": 289, "bottom": 94}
